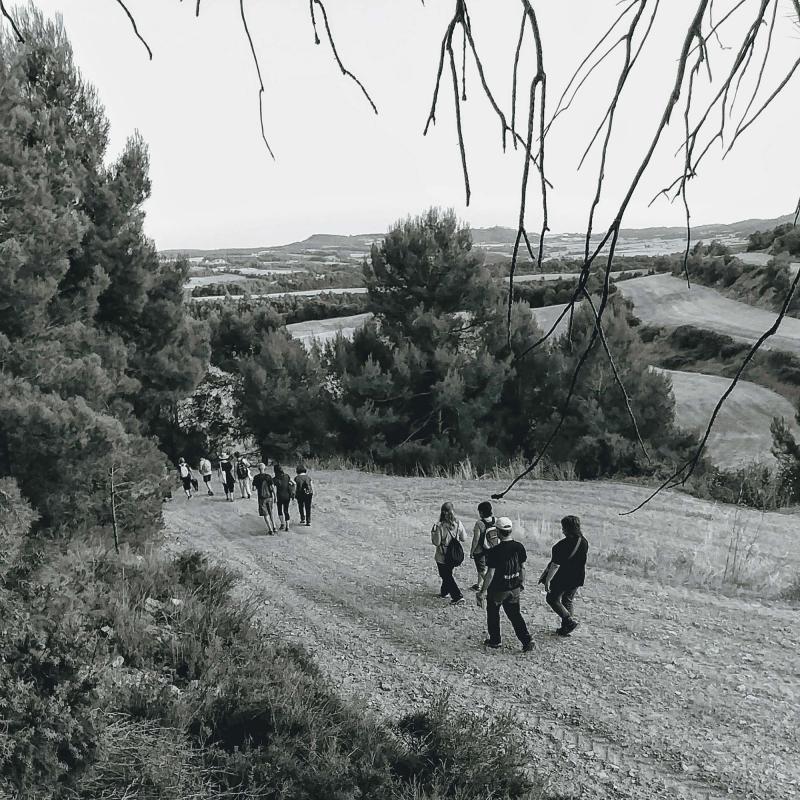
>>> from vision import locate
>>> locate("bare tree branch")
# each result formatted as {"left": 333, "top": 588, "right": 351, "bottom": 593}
{"left": 0, "top": 0, "right": 23, "bottom": 42}
{"left": 239, "top": 0, "right": 275, "bottom": 160}
{"left": 309, "top": 0, "right": 378, "bottom": 114}
{"left": 113, "top": 0, "right": 153, "bottom": 60}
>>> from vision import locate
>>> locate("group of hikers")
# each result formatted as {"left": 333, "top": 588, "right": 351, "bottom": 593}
{"left": 432, "top": 501, "right": 588, "bottom": 648}
{"left": 176, "top": 454, "right": 314, "bottom": 533}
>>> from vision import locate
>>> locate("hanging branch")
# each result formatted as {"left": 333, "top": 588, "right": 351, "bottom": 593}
{"left": 622, "top": 262, "right": 800, "bottom": 515}
{"left": 239, "top": 0, "right": 275, "bottom": 160}
{"left": 113, "top": 0, "right": 153, "bottom": 60}
{"left": 309, "top": 0, "right": 378, "bottom": 114}
{"left": 0, "top": 0, "right": 23, "bottom": 42}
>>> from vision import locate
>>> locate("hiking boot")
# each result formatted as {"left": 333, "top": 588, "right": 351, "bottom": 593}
{"left": 450, "top": 597, "right": 465, "bottom": 606}
{"left": 484, "top": 638, "right": 501, "bottom": 649}
{"left": 470, "top": 583, "right": 480, "bottom": 591}
{"left": 557, "top": 619, "right": 579, "bottom": 637}
{"left": 521, "top": 640, "right": 534, "bottom": 653}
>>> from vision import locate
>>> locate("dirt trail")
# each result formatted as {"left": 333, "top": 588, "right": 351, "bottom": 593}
{"left": 165, "top": 471, "right": 800, "bottom": 800}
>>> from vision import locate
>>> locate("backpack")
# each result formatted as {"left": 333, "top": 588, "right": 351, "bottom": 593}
{"left": 441, "top": 525, "right": 465, "bottom": 568}
{"left": 298, "top": 476, "right": 313, "bottom": 497}
{"left": 236, "top": 460, "right": 249, "bottom": 479}
{"left": 477, "top": 517, "right": 497, "bottom": 552}
{"left": 179, "top": 464, "right": 189, "bottom": 479}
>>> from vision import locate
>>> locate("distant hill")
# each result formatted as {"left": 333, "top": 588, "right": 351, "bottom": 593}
{"left": 161, "top": 213, "right": 795, "bottom": 259}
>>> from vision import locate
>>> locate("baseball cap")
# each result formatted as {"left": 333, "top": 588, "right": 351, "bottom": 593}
{"left": 496, "top": 516, "right": 513, "bottom": 532}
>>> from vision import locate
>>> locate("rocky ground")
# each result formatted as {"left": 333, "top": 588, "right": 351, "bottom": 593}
{"left": 165, "top": 470, "right": 799, "bottom": 799}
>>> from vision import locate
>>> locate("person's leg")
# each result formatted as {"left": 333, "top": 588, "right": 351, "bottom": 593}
{"left": 284, "top": 499, "right": 291, "bottom": 529}
{"left": 266, "top": 502, "right": 277, "bottom": 533}
{"left": 546, "top": 588, "right": 576, "bottom": 632}
{"left": 436, "top": 563, "right": 449, "bottom": 597}
{"left": 472, "top": 555, "right": 488, "bottom": 591}
{"left": 445, "top": 566, "right": 462, "bottom": 601}
{"left": 304, "top": 496, "right": 312, "bottom": 524}
{"left": 486, "top": 593, "right": 502, "bottom": 646}
{"left": 277, "top": 500, "right": 286, "bottom": 530}
{"left": 562, "top": 587, "right": 577, "bottom": 617}
{"left": 204, "top": 475, "right": 213, "bottom": 495}
{"left": 502, "top": 591, "right": 531, "bottom": 645}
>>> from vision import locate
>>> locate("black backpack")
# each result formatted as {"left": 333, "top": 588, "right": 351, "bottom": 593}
{"left": 236, "top": 460, "right": 249, "bottom": 479}
{"left": 442, "top": 526, "right": 465, "bottom": 568}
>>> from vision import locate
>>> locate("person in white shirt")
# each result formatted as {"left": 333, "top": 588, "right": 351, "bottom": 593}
{"left": 199, "top": 456, "right": 214, "bottom": 496}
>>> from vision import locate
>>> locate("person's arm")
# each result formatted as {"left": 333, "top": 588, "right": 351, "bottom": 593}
{"left": 469, "top": 521, "right": 482, "bottom": 557}
{"left": 477, "top": 567, "right": 495, "bottom": 607}
{"left": 431, "top": 523, "right": 441, "bottom": 547}
{"left": 457, "top": 521, "right": 467, "bottom": 542}
{"left": 543, "top": 562, "right": 559, "bottom": 593}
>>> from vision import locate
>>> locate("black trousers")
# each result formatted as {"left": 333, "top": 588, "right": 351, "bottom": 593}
{"left": 546, "top": 586, "right": 578, "bottom": 621}
{"left": 297, "top": 495, "right": 312, "bottom": 521}
{"left": 486, "top": 588, "right": 531, "bottom": 645}
{"left": 436, "top": 563, "right": 462, "bottom": 601}
{"left": 277, "top": 498, "right": 290, "bottom": 519}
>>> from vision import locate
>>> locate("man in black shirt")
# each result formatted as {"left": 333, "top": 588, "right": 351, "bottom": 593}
{"left": 542, "top": 515, "right": 588, "bottom": 636}
{"left": 477, "top": 517, "right": 533, "bottom": 652}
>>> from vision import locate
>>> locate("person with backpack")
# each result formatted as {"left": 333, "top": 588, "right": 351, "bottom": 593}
{"left": 234, "top": 451, "right": 252, "bottom": 499}
{"left": 470, "top": 500, "right": 497, "bottom": 591}
{"left": 199, "top": 456, "right": 214, "bottom": 496}
{"left": 252, "top": 463, "right": 278, "bottom": 534}
{"left": 218, "top": 452, "right": 236, "bottom": 502}
{"left": 176, "top": 457, "right": 194, "bottom": 499}
{"left": 477, "top": 517, "right": 533, "bottom": 652}
{"left": 294, "top": 465, "right": 313, "bottom": 526}
{"left": 541, "top": 515, "right": 589, "bottom": 636}
{"left": 431, "top": 502, "right": 467, "bottom": 606}
{"left": 273, "top": 464, "right": 295, "bottom": 531}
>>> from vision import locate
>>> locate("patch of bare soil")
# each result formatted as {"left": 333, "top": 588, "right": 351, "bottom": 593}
{"left": 165, "top": 471, "right": 800, "bottom": 800}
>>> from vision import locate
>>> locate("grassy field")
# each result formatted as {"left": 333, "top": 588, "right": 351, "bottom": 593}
{"left": 657, "top": 367, "right": 798, "bottom": 467}
{"left": 617, "top": 274, "right": 800, "bottom": 354}
{"left": 286, "top": 312, "right": 374, "bottom": 345}
{"left": 166, "top": 471, "right": 800, "bottom": 800}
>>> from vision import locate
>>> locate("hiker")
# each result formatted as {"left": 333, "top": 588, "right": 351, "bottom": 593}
{"left": 177, "top": 457, "right": 194, "bottom": 499}
{"left": 218, "top": 452, "right": 236, "bottom": 502}
{"left": 541, "top": 515, "right": 588, "bottom": 637}
{"left": 273, "top": 464, "right": 295, "bottom": 531}
{"left": 252, "top": 463, "right": 278, "bottom": 534}
{"left": 234, "top": 451, "right": 252, "bottom": 499}
{"left": 294, "top": 465, "right": 313, "bottom": 526}
{"left": 431, "top": 502, "right": 467, "bottom": 606}
{"left": 469, "top": 501, "right": 497, "bottom": 591}
{"left": 199, "top": 455, "right": 214, "bottom": 496}
{"left": 477, "top": 517, "right": 533, "bottom": 652}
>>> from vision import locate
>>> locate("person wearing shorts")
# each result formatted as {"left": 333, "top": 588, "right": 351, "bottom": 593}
{"left": 252, "top": 463, "right": 277, "bottom": 534}
{"left": 199, "top": 456, "right": 214, "bottom": 496}
{"left": 177, "top": 457, "right": 193, "bottom": 499}
{"left": 273, "top": 464, "right": 295, "bottom": 531}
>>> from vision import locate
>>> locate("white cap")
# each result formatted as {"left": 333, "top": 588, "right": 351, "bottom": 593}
{"left": 496, "top": 516, "right": 513, "bottom": 531}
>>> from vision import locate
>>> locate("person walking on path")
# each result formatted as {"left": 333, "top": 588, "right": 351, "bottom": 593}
{"left": 431, "top": 502, "right": 467, "bottom": 606}
{"left": 541, "top": 515, "right": 588, "bottom": 637}
{"left": 234, "top": 451, "right": 252, "bottom": 499}
{"left": 252, "top": 463, "right": 278, "bottom": 534}
{"left": 469, "top": 501, "right": 497, "bottom": 591}
{"left": 294, "top": 465, "right": 314, "bottom": 526}
{"left": 177, "top": 458, "right": 194, "bottom": 499}
{"left": 218, "top": 452, "right": 236, "bottom": 502}
{"left": 199, "top": 456, "right": 214, "bottom": 496}
{"left": 273, "top": 464, "right": 295, "bottom": 531}
{"left": 477, "top": 517, "right": 533, "bottom": 652}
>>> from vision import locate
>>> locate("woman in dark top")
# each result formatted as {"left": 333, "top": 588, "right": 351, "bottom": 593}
{"left": 218, "top": 452, "right": 236, "bottom": 502}
{"left": 273, "top": 464, "right": 295, "bottom": 531}
{"left": 542, "top": 515, "right": 589, "bottom": 636}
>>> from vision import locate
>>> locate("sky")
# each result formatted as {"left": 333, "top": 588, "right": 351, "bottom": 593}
{"left": 17, "top": 1, "right": 800, "bottom": 249}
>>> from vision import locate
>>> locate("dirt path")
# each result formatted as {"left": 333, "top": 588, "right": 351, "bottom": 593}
{"left": 165, "top": 472, "right": 800, "bottom": 800}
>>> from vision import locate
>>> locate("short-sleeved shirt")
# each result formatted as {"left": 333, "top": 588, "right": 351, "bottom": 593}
{"left": 485, "top": 540, "right": 527, "bottom": 592}
{"left": 551, "top": 536, "right": 588, "bottom": 589}
{"left": 252, "top": 473, "right": 274, "bottom": 501}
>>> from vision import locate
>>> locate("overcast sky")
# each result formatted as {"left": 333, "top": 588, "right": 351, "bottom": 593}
{"left": 23, "top": 1, "right": 800, "bottom": 249}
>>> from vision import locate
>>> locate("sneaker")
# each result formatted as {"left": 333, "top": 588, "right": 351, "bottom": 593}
{"left": 521, "top": 640, "right": 534, "bottom": 652}
{"left": 557, "top": 619, "right": 579, "bottom": 637}
{"left": 470, "top": 583, "right": 480, "bottom": 591}
{"left": 484, "top": 638, "right": 501, "bottom": 649}
{"left": 450, "top": 597, "right": 465, "bottom": 606}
